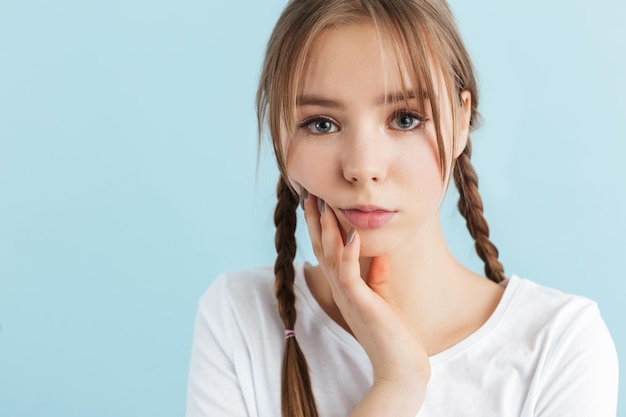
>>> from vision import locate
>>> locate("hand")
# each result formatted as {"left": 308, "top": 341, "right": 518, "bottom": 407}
{"left": 302, "top": 192, "right": 430, "bottom": 410}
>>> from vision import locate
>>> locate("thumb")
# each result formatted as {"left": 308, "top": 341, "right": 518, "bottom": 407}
{"left": 366, "top": 254, "right": 391, "bottom": 301}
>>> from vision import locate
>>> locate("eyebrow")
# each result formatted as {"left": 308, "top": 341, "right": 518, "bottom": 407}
{"left": 380, "top": 90, "right": 428, "bottom": 105}
{"left": 296, "top": 90, "right": 428, "bottom": 109}
{"left": 296, "top": 95, "right": 345, "bottom": 109}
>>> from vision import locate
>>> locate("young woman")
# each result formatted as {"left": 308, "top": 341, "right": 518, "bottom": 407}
{"left": 186, "top": 1, "right": 618, "bottom": 416}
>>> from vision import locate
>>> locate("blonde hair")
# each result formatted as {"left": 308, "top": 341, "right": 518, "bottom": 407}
{"left": 256, "top": 1, "right": 506, "bottom": 416}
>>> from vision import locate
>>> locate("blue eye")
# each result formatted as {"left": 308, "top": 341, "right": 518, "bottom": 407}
{"left": 390, "top": 112, "right": 423, "bottom": 131}
{"left": 300, "top": 117, "right": 339, "bottom": 134}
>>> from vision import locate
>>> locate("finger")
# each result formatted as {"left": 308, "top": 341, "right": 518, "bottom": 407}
{"left": 303, "top": 194, "right": 325, "bottom": 263}
{"left": 297, "top": 183, "right": 309, "bottom": 211}
{"left": 318, "top": 199, "right": 345, "bottom": 275}
{"left": 336, "top": 228, "right": 363, "bottom": 294}
{"left": 366, "top": 254, "right": 392, "bottom": 301}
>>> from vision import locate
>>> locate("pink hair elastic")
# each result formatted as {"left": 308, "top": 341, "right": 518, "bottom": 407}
{"left": 284, "top": 329, "right": 296, "bottom": 339}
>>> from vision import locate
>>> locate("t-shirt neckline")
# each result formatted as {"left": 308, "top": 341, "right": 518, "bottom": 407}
{"left": 294, "top": 261, "right": 523, "bottom": 367}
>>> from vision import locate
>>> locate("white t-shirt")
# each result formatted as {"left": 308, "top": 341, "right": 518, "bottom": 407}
{"left": 186, "top": 262, "right": 618, "bottom": 417}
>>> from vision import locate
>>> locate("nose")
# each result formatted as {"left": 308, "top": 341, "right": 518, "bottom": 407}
{"left": 341, "top": 131, "right": 388, "bottom": 184}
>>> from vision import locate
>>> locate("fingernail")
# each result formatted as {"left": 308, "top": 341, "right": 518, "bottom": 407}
{"left": 346, "top": 228, "right": 356, "bottom": 246}
{"left": 299, "top": 185, "right": 309, "bottom": 210}
{"left": 317, "top": 198, "right": 325, "bottom": 214}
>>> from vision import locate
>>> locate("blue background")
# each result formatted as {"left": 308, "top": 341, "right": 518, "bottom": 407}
{"left": 1, "top": 0, "right": 624, "bottom": 415}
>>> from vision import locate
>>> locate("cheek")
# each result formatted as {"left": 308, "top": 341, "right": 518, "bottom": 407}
{"left": 282, "top": 135, "right": 303, "bottom": 189}
{"left": 284, "top": 142, "right": 332, "bottom": 195}
{"left": 394, "top": 135, "right": 446, "bottom": 202}
{"left": 397, "top": 132, "right": 442, "bottom": 175}
{"left": 401, "top": 160, "right": 442, "bottom": 197}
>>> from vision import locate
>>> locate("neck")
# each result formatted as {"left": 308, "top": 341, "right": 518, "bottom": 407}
{"left": 357, "top": 215, "right": 481, "bottom": 329}
{"left": 304, "top": 214, "right": 505, "bottom": 356}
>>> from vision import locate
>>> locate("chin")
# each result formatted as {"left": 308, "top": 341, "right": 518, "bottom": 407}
{"left": 355, "top": 232, "right": 395, "bottom": 258}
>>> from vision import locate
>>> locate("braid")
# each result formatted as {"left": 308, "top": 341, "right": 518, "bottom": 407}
{"left": 274, "top": 177, "right": 319, "bottom": 417}
{"left": 453, "top": 140, "right": 506, "bottom": 283}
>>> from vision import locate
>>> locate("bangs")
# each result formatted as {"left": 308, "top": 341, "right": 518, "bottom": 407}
{"left": 371, "top": 2, "right": 458, "bottom": 180}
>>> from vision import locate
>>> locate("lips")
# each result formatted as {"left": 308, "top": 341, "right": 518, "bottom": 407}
{"left": 340, "top": 206, "right": 395, "bottom": 229}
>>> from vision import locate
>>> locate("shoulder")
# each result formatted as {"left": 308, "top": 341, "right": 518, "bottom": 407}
{"left": 505, "top": 275, "right": 617, "bottom": 378}
{"left": 193, "top": 264, "right": 287, "bottom": 356}
{"left": 199, "top": 264, "right": 279, "bottom": 319}
{"left": 204, "top": 264, "right": 276, "bottom": 300}
{"left": 506, "top": 275, "right": 602, "bottom": 326}
{"left": 187, "top": 265, "right": 287, "bottom": 416}
{"left": 495, "top": 275, "right": 618, "bottom": 372}
{"left": 505, "top": 276, "right": 619, "bottom": 414}
{"left": 462, "top": 275, "right": 614, "bottom": 359}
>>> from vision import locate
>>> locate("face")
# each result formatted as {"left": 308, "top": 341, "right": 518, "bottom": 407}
{"left": 284, "top": 23, "right": 471, "bottom": 256}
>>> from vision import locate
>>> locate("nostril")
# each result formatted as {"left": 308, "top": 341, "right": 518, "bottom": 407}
{"left": 349, "top": 175, "right": 380, "bottom": 183}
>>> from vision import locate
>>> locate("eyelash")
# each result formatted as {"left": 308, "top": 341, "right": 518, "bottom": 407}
{"left": 298, "top": 110, "right": 429, "bottom": 136}
{"left": 388, "top": 110, "right": 429, "bottom": 132}
{"left": 298, "top": 116, "right": 339, "bottom": 135}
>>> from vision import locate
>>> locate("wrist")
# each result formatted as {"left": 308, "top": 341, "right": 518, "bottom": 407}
{"left": 350, "top": 378, "right": 428, "bottom": 417}
{"left": 373, "top": 373, "right": 429, "bottom": 396}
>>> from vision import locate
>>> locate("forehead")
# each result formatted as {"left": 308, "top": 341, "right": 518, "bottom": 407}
{"left": 299, "top": 23, "right": 441, "bottom": 104}
{"left": 301, "top": 24, "right": 398, "bottom": 93}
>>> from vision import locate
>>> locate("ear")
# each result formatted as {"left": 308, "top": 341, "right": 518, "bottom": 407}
{"left": 455, "top": 89, "right": 472, "bottom": 159}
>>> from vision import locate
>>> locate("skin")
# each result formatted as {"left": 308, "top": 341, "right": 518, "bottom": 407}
{"left": 284, "top": 23, "right": 505, "bottom": 415}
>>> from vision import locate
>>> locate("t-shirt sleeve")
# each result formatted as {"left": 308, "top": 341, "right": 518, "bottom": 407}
{"left": 185, "top": 275, "right": 249, "bottom": 417}
{"left": 534, "top": 302, "right": 619, "bottom": 417}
